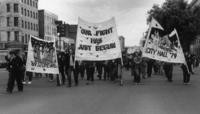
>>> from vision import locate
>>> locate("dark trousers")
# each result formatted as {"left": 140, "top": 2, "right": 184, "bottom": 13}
{"left": 74, "top": 69, "right": 79, "bottom": 86}
{"left": 133, "top": 68, "right": 141, "bottom": 83}
{"left": 103, "top": 66, "right": 109, "bottom": 80}
{"left": 182, "top": 65, "right": 190, "bottom": 83}
{"left": 26, "top": 71, "right": 33, "bottom": 82}
{"left": 7, "top": 71, "right": 23, "bottom": 92}
{"left": 59, "top": 68, "right": 66, "bottom": 84}
{"left": 86, "top": 69, "right": 94, "bottom": 81}
{"left": 110, "top": 67, "right": 117, "bottom": 81}
{"left": 147, "top": 62, "right": 153, "bottom": 77}
{"left": 79, "top": 67, "right": 85, "bottom": 79}
{"left": 164, "top": 66, "right": 173, "bottom": 82}
{"left": 188, "top": 64, "right": 194, "bottom": 74}
{"left": 49, "top": 74, "right": 54, "bottom": 80}
{"left": 97, "top": 65, "right": 103, "bottom": 80}
{"left": 66, "top": 66, "right": 78, "bottom": 86}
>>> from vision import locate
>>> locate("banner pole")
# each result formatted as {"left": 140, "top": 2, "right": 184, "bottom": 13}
{"left": 142, "top": 23, "right": 152, "bottom": 57}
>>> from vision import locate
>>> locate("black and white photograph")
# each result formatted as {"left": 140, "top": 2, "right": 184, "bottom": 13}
{"left": 0, "top": 0, "right": 200, "bottom": 114}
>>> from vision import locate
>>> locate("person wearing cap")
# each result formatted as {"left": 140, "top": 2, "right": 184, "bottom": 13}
{"left": 6, "top": 51, "right": 24, "bottom": 93}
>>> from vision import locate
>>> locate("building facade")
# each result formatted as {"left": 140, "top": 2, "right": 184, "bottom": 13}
{"left": 0, "top": 0, "right": 39, "bottom": 63}
{"left": 38, "top": 10, "right": 58, "bottom": 41}
{"left": 0, "top": 0, "right": 39, "bottom": 50}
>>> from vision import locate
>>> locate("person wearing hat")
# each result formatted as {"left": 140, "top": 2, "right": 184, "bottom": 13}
{"left": 6, "top": 51, "right": 24, "bottom": 93}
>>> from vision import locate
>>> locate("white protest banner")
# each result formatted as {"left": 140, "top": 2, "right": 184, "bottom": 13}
{"left": 75, "top": 17, "right": 122, "bottom": 61}
{"left": 143, "top": 18, "right": 185, "bottom": 63}
{"left": 26, "top": 36, "right": 59, "bottom": 74}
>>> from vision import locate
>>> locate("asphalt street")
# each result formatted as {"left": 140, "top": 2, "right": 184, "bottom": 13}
{"left": 0, "top": 66, "right": 200, "bottom": 114}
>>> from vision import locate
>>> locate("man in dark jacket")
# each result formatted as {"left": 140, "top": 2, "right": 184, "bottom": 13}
{"left": 64, "top": 49, "right": 76, "bottom": 87}
{"left": 57, "top": 52, "right": 66, "bottom": 86}
{"left": 6, "top": 51, "right": 24, "bottom": 93}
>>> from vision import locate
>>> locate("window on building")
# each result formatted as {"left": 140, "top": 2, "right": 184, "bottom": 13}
{"left": 7, "top": 17, "right": 10, "bottom": 26}
{"left": 33, "top": 24, "right": 35, "bottom": 31}
{"left": 25, "top": 21, "right": 27, "bottom": 29}
{"left": 30, "top": 11, "right": 32, "bottom": 18}
{"left": 31, "top": 23, "right": 32, "bottom": 30}
{"left": 22, "top": 35, "right": 24, "bottom": 43}
{"left": 14, "top": 31, "right": 19, "bottom": 41}
{"left": 7, "top": 31, "right": 10, "bottom": 41}
{"left": 28, "top": 22, "right": 30, "bottom": 29}
{"left": 32, "top": 1, "right": 35, "bottom": 7}
{"left": 14, "top": 4, "right": 19, "bottom": 13}
{"left": 24, "top": 9, "right": 26, "bottom": 16}
{"left": 27, "top": 0, "right": 29, "bottom": 5}
{"left": 22, "top": 20, "right": 24, "bottom": 28}
{"left": 36, "top": 2, "right": 38, "bottom": 8}
{"left": 33, "top": 12, "right": 35, "bottom": 18}
{"left": 14, "top": 17, "right": 19, "bottom": 27}
{"left": 25, "top": 34, "right": 27, "bottom": 43}
{"left": 7, "top": 4, "right": 10, "bottom": 12}
{"left": 30, "top": 0, "right": 32, "bottom": 6}
{"left": 21, "top": 8, "right": 23, "bottom": 15}
{"left": 36, "top": 13, "right": 38, "bottom": 19}
{"left": 24, "top": 0, "right": 26, "bottom": 4}
{"left": 27, "top": 10, "right": 29, "bottom": 17}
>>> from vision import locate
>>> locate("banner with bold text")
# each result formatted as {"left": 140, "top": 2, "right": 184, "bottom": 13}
{"left": 75, "top": 18, "right": 122, "bottom": 61}
{"left": 26, "top": 36, "right": 59, "bottom": 74}
{"left": 143, "top": 23, "right": 185, "bottom": 63}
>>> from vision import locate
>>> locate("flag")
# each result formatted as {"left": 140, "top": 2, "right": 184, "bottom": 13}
{"left": 150, "top": 18, "right": 164, "bottom": 30}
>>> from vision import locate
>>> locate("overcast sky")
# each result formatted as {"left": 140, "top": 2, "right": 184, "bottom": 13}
{"left": 39, "top": 0, "right": 192, "bottom": 47}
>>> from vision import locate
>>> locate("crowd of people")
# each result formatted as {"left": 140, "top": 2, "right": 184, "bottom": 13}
{"left": 124, "top": 50, "right": 199, "bottom": 85}
{"left": 4, "top": 48, "right": 199, "bottom": 94}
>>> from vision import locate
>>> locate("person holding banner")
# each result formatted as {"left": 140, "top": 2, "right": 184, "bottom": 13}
{"left": 64, "top": 49, "right": 76, "bottom": 87}
{"left": 57, "top": 52, "right": 66, "bottom": 86}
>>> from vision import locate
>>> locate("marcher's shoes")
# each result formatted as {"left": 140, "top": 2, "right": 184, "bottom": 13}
{"left": 6, "top": 90, "right": 12, "bottom": 94}
{"left": 184, "top": 82, "right": 191, "bottom": 85}
{"left": 68, "top": 85, "right": 72, "bottom": 87}
{"left": 28, "top": 81, "right": 32, "bottom": 84}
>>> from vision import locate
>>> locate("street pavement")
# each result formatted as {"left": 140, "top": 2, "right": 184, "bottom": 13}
{"left": 0, "top": 66, "right": 200, "bottom": 114}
